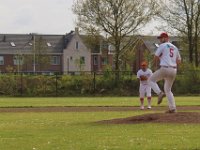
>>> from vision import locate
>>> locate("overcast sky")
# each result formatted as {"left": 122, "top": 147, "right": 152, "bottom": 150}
{"left": 0, "top": 0, "right": 160, "bottom": 35}
{"left": 0, "top": 0, "right": 76, "bottom": 34}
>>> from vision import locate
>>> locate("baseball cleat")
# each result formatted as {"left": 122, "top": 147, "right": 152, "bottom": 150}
{"left": 157, "top": 92, "right": 165, "bottom": 105}
{"left": 147, "top": 106, "right": 152, "bottom": 109}
{"left": 140, "top": 106, "right": 144, "bottom": 110}
{"left": 165, "top": 109, "right": 177, "bottom": 113}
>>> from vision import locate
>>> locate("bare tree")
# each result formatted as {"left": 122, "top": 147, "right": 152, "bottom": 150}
{"left": 73, "top": 0, "right": 159, "bottom": 71}
{"left": 158, "top": 0, "right": 200, "bottom": 67}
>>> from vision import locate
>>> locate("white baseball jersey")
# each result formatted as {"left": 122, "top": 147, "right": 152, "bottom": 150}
{"left": 155, "top": 42, "right": 181, "bottom": 67}
{"left": 137, "top": 69, "right": 153, "bottom": 85}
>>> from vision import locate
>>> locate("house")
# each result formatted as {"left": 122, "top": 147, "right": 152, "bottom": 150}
{"left": 63, "top": 28, "right": 91, "bottom": 73}
{"left": 0, "top": 29, "right": 93, "bottom": 74}
{"left": 0, "top": 29, "right": 180, "bottom": 74}
{"left": 0, "top": 34, "right": 64, "bottom": 73}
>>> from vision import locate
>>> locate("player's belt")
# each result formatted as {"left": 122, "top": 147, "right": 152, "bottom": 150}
{"left": 161, "top": 66, "right": 177, "bottom": 69}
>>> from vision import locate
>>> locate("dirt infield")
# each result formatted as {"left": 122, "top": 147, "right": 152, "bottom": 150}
{"left": 0, "top": 106, "right": 199, "bottom": 124}
{"left": 99, "top": 112, "right": 200, "bottom": 124}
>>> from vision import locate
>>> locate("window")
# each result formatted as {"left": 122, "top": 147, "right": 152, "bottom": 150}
{"left": 108, "top": 45, "right": 115, "bottom": 54}
{"left": 93, "top": 56, "right": 98, "bottom": 65}
{"left": 51, "top": 56, "right": 60, "bottom": 65}
{"left": 10, "top": 42, "right": 16, "bottom": 47}
{"left": 0, "top": 56, "right": 4, "bottom": 65}
{"left": 75, "top": 41, "right": 79, "bottom": 50}
{"left": 80, "top": 56, "right": 85, "bottom": 65}
{"left": 101, "top": 57, "right": 108, "bottom": 65}
{"left": 47, "top": 42, "right": 52, "bottom": 47}
{"left": 154, "top": 43, "right": 159, "bottom": 48}
{"left": 13, "top": 56, "right": 23, "bottom": 65}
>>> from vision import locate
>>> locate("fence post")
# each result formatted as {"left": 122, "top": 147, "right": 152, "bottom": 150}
{"left": 93, "top": 71, "right": 96, "bottom": 94}
{"left": 20, "top": 72, "right": 23, "bottom": 96}
{"left": 55, "top": 73, "right": 58, "bottom": 97}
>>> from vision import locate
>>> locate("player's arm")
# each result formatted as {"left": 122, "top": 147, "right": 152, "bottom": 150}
{"left": 176, "top": 51, "right": 181, "bottom": 65}
{"left": 137, "top": 72, "right": 141, "bottom": 81}
{"left": 152, "top": 55, "right": 160, "bottom": 71}
{"left": 153, "top": 45, "right": 163, "bottom": 70}
{"left": 176, "top": 59, "right": 181, "bottom": 65}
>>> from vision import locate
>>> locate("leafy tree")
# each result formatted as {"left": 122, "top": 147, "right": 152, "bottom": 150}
{"left": 158, "top": 0, "right": 200, "bottom": 67}
{"left": 23, "top": 36, "right": 50, "bottom": 72}
{"left": 73, "top": 0, "right": 160, "bottom": 71}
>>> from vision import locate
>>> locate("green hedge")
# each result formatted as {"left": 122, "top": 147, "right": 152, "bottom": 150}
{"left": 0, "top": 70, "right": 199, "bottom": 97}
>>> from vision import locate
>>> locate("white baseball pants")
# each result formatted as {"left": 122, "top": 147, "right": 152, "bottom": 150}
{"left": 139, "top": 84, "right": 151, "bottom": 98}
{"left": 148, "top": 67, "right": 177, "bottom": 110}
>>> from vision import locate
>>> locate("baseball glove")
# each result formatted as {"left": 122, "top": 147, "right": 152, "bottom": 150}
{"left": 140, "top": 75, "right": 148, "bottom": 81}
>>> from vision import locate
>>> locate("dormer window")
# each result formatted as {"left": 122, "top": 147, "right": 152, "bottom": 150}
{"left": 154, "top": 43, "right": 159, "bottom": 48}
{"left": 10, "top": 42, "right": 16, "bottom": 47}
{"left": 47, "top": 42, "right": 52, "bottom": 47}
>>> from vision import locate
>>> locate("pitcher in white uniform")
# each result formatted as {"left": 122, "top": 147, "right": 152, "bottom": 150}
{"left": 148, "top": 32, "right": 181, "bottom": 113}
{"left": 137, "top": 61, "right": 153, "bottom": 110}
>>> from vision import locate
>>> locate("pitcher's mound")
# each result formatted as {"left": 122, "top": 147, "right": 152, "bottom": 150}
{"left": 99, "top": 112, "right": 200, "bottom": 124}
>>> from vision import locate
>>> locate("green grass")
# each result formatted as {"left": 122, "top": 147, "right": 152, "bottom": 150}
{"left": 0, "top": 97, "right": 200, "bottom": 150}
{"left": 0, "top": 111, "right": 200, "bottom": 150}
{"left": 0, "top": 96, "right": 199, "bottom": 107}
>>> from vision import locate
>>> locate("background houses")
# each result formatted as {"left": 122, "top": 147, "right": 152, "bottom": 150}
{"left": 0, "top": 28, "right": 180, "bottom": 74}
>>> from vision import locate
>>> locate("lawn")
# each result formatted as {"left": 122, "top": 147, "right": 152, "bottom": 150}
{"left": 0, "top": 111, "right": 200, "bottom": 150}
{"left": 0, "top": 96, "right": 199, "bottom": 107}
{"left": 0, "top": 97, "right": 200, "bottom": 150}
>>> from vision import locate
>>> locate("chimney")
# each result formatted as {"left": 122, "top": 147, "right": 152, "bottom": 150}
{"left": 75, "top": 27, "right": 79, "bottom": 35}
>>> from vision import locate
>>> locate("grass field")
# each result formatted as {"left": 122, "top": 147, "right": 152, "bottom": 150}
{"left": 0, "top": 97, "right": 200, "bottom": 150}
{"left": 0, "top": 96, "right": 199, "bottom": 107}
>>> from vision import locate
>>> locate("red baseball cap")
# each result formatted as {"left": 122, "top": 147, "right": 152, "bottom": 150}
{"left": 157, "top": 32, "right": 169, "bottom": 39}
{"left": 141, "top": 61, "right": 148, "bottom": 66}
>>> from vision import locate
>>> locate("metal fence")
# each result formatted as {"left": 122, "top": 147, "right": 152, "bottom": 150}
{"left": 0, "top": 70, "right": 199, "bottom": 97}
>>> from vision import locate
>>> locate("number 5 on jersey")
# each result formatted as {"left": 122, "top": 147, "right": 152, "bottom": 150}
{"left": 170, "top": 48, "right": 174, "bottom": 57}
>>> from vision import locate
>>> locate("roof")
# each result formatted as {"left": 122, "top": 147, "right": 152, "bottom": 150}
{"left": 0, "top": 34, "right": 66, "bottom": 55}
{"left": 140, "top": 36, "right": 180, "bottom": 54}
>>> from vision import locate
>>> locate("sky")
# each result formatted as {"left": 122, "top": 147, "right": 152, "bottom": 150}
{"left": 0, "top": 0, "right": 76, "bottom": 34}
{"left": 0, "top": 0, "right": 160, "bottom": 35}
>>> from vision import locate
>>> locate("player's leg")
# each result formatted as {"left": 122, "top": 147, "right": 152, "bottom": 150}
{"left": 146, "top": 86, "right": 152, "bottom": 109}
{"left": 164, "top": 69, "right": 177, "bottom": 112}
{"left": 148, "top": 68, "right": 163, "bottom": 94}
{"left": 148, "top": 68, "right": 165, "bottom": 104}
{"left": 139, "top": 85, "right": 145, "bottom": 110}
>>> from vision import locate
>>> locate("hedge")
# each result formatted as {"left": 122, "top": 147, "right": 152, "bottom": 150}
{"left": 0, "top": 70, "right": 199, "bottom": 97}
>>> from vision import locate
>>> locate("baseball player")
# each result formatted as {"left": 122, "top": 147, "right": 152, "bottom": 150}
{"left": 148, "top": 32, "right": 181, "bottom": 113}
{"left": 137, "top": 61, "right": 153, "bottom": 110}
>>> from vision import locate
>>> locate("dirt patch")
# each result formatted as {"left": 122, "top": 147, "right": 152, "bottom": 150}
{"left": 0, "top": 106, "right": 199, "bottom": 113}
{"left": 99, "top": 112, "right": 200, "bottom": 124}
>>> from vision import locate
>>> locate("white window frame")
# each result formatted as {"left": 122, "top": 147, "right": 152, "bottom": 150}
{"left": 13, "top": 55, "right": 23, "bottom": 65}
{"left": 0, "top": 56, "right": 4, "bottom": 65}
{"left": 93, "top": 56, "right": 98, "bottom": 65}
{"left": 80, "top": 56, "right": 85, "bottom": 65}
{"left": 51, "top": 56, "right": 60, "bottom": 65}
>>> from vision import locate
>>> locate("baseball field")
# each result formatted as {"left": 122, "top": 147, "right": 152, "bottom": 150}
{"left": 0, "top": 97, "right": 200, "bottom": 150}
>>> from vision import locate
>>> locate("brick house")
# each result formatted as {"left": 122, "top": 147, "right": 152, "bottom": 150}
{"left": 0, "top": 34, "right": 64, "bottom": 73}
{"left": 0, "top": 30, "right": 180, "bottom": 74}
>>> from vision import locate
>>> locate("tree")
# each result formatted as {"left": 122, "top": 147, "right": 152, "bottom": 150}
{"left": 158, "top": 0, "right": 200, "bottom": 67}
{"left": 23, "top": 36, "right": 50, "bottom": 72}
{"left": 73, "top": 0, "right": 160, "bottom": 71}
